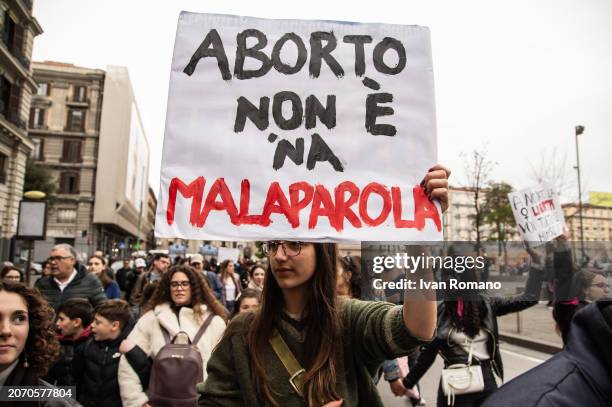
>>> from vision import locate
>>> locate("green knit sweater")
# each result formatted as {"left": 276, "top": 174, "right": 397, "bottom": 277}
{"left": 197, "top": 298, "right": 430, "bottom": 406}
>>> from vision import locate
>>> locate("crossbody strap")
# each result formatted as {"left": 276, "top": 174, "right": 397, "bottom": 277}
{"left": 466, "top": 339, "right": 474, "bottom": 366}
{"left": 269, "top": 328, "right": 305, "bottom": 398}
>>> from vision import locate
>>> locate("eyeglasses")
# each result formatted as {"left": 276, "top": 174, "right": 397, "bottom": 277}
{"left": 262, "top": 241, "right": 305, "bottom": 257}
{"left": 591, "top": 283, "right": 610, "bottom": 290}
{"left": 170, "top": 281, "right": 191, "bottom": 289}
{"left": 48, "top": 256, "right": 73, "bottom": 263}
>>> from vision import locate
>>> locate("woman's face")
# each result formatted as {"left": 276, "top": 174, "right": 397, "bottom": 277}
{"left": 0, "top": 291, "right": 29, "bottom": 373}
{"left": 335, "top": 264, "right": 351, "bottom": 297}
{"left": 3, "top": 270, "right": 21, "bottom": 283}
{"left": 269, "top": 242, "right": 316, "bottom": 290}
{"left": 170, "top": 272, "right": 192, "bottom": 306}
{"left": 239, "top": 297, "right": 260, "bottom": 313}
{"left": 226, "top": 262, "right": 235, "bottom": 273}
{"left": 88, "top": 258, "right": 104, "bottom": 275}
{"left": 588, "top": 274, "right": 610, "bottom": 301}
{"left": 42, "top": 263, "right": 52, "bottom": 276}
{"left": 252, "top": 268, "right": 265, "bottom": 287}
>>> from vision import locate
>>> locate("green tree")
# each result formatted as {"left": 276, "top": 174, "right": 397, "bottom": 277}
{"left": 24, "top": 159, "right": 56, "bottom": 199}
{"left": 482, "top": 182, "right": 516, "bottom": 273}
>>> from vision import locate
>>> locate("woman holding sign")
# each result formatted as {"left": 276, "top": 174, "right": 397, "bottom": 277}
{"left": 197, "top": 165, "right": 449, "bottom": 407}
{"left": 401, "top": 246, "right": 545, "bottom": 407}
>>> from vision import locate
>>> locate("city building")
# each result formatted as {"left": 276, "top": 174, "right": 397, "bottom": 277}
{"left": 563, "top": 202, "right": 612, "bottom": 242}
{"left": 28, "top": 62, "right": 152, "bottom": 261}
{"left": 443, "top": 186, "right": 505, "bottom": 242}
{"left": 0, "top": 1, "right": 43, "bottom": 260}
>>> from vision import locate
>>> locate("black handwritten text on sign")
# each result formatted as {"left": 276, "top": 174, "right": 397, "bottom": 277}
{"left": 183, "top": 29, "right": 407, "bottom": 171}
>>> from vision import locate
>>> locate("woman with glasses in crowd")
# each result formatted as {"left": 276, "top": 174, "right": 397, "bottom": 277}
{"left": 573, "top": 269, "right": 610, "bottom": 301}
{"left": 197, "top": 165, "right": 450, "bottom": 407}
{"left": 118, "top": 265, "right": 228, "bottom": 407}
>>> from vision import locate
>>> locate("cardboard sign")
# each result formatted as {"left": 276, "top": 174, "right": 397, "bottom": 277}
{"left": 508, "top": 184, "right": 566, "bottom": 246}
{"left": 155, "top": 12, "right": 441, "bottom": 242}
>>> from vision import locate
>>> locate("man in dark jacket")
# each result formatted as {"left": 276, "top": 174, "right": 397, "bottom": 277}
{"left": 73, "top": 299, "right": 132, "bottom": 407}
{"left": 35, "top": 244, "right": 106, "bottom": 310}
{"left": 482, "top": 300, "right": 612, "bottom": 407}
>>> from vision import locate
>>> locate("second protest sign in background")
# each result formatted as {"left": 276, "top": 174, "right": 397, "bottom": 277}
{"left": 156, "top": 12, "right": 440, "bottom": 242}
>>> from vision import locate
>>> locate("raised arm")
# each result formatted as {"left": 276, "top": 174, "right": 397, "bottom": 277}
{"left": 403, "top": 164, "right": 450, "bottom": 339}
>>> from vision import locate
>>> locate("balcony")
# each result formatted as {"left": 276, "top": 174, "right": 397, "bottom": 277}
{"left": 65, "top": 96, "right": 90, "bottom": 108}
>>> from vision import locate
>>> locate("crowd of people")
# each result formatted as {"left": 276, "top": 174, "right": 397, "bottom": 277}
{"left": 0, "top": 166, "right": 611, "bottom": 407}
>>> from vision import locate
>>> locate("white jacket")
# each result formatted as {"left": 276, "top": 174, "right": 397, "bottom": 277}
{"left": 118, "top": 303, "right": 226, "bottom": 407}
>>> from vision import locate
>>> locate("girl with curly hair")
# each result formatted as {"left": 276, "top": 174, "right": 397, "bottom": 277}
{"left": 0, "top": 281, "right": 77, "bottom": 406}
{"left": 118, "top": 265, "right": 228, "bottom": 407}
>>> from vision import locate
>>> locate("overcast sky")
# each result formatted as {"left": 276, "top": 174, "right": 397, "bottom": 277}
{"left": 32, "top": 0, "right": 612, "bottom": 203}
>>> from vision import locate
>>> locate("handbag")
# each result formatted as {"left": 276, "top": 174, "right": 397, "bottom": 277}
{"left": 441, "top": 339, "right": 485, "bottom": 406}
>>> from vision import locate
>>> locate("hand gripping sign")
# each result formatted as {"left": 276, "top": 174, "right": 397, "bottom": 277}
{"left": 156, "top": 12, "right": 441, "bottom": 242}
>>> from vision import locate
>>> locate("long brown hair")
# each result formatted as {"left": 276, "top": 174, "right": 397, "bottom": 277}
{"left": 246, "top": 243, "right": 342, "bottom": 407}
{"left": 0, "top": 282, "right": 59, "bottom": 376}
{"left": 144, "top": 265, "right": 228, "bottom": 322}
{"left": 219, "top": 259, "right": 235, "bottom": 284}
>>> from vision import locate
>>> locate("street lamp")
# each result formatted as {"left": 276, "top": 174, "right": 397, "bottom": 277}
{"left": 574, "top": 125, "right": 585, "bottom": 262}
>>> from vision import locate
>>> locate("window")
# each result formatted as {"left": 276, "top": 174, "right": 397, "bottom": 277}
{"left": 36, "top": 83, "right": 49, "bottom": 96}
{"left": 0, "top": 152, "right": 7, "bottom": 184}
{"left": 29, "top": 107, "right": 45, "bottom": 128}
{"left": 73, "top": 85, "right": 86, "bottom": 102}
{"left": 66, "top": 109, "right": 85, "bottom": 132}
{"left": 0, "top": 76, "right": 11, "bottom": 115}
{"left": 61, "top": 139, "right": 82, "bottom": 163}
{"left": 57, "top": 208, "right": 77, "bottom": 223}
{"left": 30, "top": 138, "right": 44, "bottom": 160}
{"left": 59, "top": 172, "right": 79, "bottom": 194}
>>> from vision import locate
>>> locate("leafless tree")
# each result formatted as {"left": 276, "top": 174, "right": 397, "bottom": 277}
{"left": 460, "top": 148, "right": 497, "bottom": 252}
{"left": 529, "top": 147, "right": 578, "bottom": 203}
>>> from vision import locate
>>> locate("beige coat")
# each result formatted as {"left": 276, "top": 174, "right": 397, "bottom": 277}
{"left": 118, "top": 303, "right": 226, "bottom": 407}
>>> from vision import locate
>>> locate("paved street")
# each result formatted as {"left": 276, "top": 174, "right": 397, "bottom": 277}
{"left": 377, "top": 342, "right": 552, "bottom": 406}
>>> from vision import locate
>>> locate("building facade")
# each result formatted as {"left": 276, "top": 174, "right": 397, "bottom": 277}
{"left": 0, "top": 0, "right": 42, "bottom": 260}
{"left": 29, "top": 62, "right": 152, "bottom": 261}
{"left": 563, "top": 203, "right": 612, "bottom": 242}
{"left": 443, "top": 186, "right": 520, "bottom": 243}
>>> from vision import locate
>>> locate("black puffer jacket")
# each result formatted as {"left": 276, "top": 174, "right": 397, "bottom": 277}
{"left": 46, "top": 326, "right": 92, "bottom": 386}
{"left": 34, "top": 264, "right": 107, "bottom": 311}
{"left": 73, "top": 325, "right": 131, "bottom": 407}
{"left": 482, "top": 300, "right": 612, "bottom": 406}
{"left": 404, "top": 265, "right": 543, "bottom": 387}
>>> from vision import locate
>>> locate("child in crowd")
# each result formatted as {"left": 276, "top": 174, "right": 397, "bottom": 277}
{"left": 73, "top": 299, "right": 132, "bottom": 407}
{"left": 46, "top": 298, "right": 93, "bottom": 387}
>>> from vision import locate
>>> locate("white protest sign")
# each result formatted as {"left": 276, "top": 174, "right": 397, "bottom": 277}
{"left": 217, "top": 247, "right": 241, "bottom": 263}
{"left": 155, "top": 12, "right": 441, "bottom": 242}
{"left": 508, "top": 184, "right": 566, "bottom": 246}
